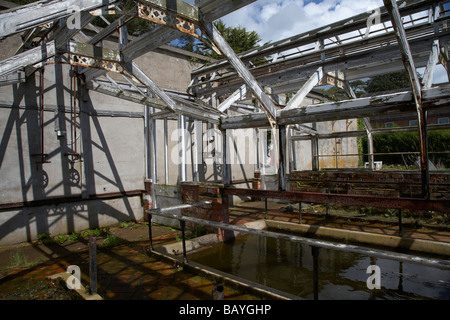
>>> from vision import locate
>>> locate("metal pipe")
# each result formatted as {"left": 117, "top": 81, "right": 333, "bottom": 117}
{"left": 179, "top": 115, "right": 187, "bottom": 182}
{"left": 311, "top": 246, "right": 320, "bottom": 300}
{"left": 40, "top": 68, "right": 44, "bottom": 158}
{"left": 149, "top": 201, "right": 212, "bottom": 214}
{"left": 264, "top": 198, "right": 268, "bottom": 219}
{"left": 223, "top": 188, "right": 450, "bottom": 213}
{"left": 398, "top": 209, "right": 403, "bottom": 237}
{"left": 89, "top": 235, "right": 97, "bottom": 294}
{"left": 180, "top": 220, "right": 188, "bottom": 263}
{"left": 299, "top": 202, "right": 302, "bottom": 224}
{"left": 144, "top": 105, "right": 149, "bottom": 180}
{"left": 150, "top": 108, "right": 158, "bottom": 207}
{"left": 148, "top": 212, "right": 154, "bottom": 250}
{"left": 147, "top": 209, "right": 450, "bottom": 270}
{"left": 164, "top": 118, "right": 169, "bottom": 185}
{"left": 73, "top": 70, "right": 78, "bottom": 158}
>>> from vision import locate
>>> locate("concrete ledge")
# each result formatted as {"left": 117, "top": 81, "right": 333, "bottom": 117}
{"left": 156, "top": 233, "right": 221, "bottom": 256}
{"left": 265, "top": 220, "right": 450, "bottom": 257}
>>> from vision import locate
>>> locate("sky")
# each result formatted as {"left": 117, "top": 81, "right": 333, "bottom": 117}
{"left": 191, "top": 0, "right": 449, "bottom": 84}
{"left": 219, "top": 0, "right": 384, "bottom": 44}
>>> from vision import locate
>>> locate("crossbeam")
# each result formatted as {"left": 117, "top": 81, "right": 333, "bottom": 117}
{"left": 221, "top": 85, "right": 450, "bottom": 129}
{"left": 203, "top": 22, "right": 278, "bottom": 122}
{"left": 0, "top": 0, "right": 119, "bottom": 38}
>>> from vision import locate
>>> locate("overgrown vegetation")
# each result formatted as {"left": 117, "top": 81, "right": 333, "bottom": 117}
{"left": 360, "top": 129, "right": 450, "bottom": 168}
{"left": 35, "top": 226, "right": 119, "bottom": 246}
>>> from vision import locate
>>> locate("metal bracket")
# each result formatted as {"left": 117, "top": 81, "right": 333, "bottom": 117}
{"left": 69, "top": 54, "right": 124, "bottom": 73}
{"left": 137, "top": 3, "right": 199, "bottom": 38}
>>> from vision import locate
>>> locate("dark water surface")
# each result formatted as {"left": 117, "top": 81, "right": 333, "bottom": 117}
{"left": 188, "top": 233, "right": 450, "bottom": 300}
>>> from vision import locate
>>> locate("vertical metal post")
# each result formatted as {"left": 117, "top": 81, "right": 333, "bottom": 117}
{"left": 178, "top": 115, "right": 187, "bottom": 182}
{"left": 264, "top": 198, "right": 268, "bottom": 219}
{"left": 164, "top": 117, "right": 169, "bottom": 185}
{"left": 144, "top": 106, "right": 149, "bottom": 180}
{"left": 39, "top": 68, "right": 45, "bottom": 164}
{"left": 398, "top": 209, "right": 403, "bottom": 237}
{"left": 383, "top": 0, "right": 430, "bottom": 199}
{"left": 89, "top": 235, "right": 97, "bottom": 294}
{"left": 278, "top": 125, "right": 287, "bottom": 191}
{"left": 326, "top": 189, "right": 330, "bottom": 218}
{"left": 180, "top": 220, "right": 188, "bottom": 263}
{"left": 311, "top": 246, "right": 320, "bottom": 300}
{"left": 150, "top": 108, "right": 158, "bottom": 208}
{"left": 222, "top": 129, "right": 231, "bottom": 185}
{"left": 212, "top": 285, "right": 225, "bottom": 300}
{"left": 299, "top": 202, "right": 302, "bottom": 224}
{"left": 148, "top": 212, "right": 154, "bottom": 250}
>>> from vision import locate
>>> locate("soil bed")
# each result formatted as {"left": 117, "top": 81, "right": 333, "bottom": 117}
{"left": 0, "top": 277, "right": 83, "bottom": 300}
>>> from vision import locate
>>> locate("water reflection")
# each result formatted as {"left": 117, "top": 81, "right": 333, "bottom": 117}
{"left": 188, "top": 234, "right": 450, "bottom": 300}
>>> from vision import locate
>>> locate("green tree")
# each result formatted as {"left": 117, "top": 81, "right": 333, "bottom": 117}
{"left": 364, "top": 71, "right": 411, "bottom": 93}
{"left": 196, "top": 20, "right": 263, "bottom": 61}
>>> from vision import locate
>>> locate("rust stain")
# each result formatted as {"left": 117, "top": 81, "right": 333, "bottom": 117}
{"left": 138, "top": 4, "right": 198, "bottom": 38}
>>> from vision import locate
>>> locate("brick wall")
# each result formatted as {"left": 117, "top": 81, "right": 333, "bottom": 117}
{"left": 289, "top": 170, "right": 450, "bottom": 198}
{"left": 180, "top": 182, "right": 231, "bottom": 241}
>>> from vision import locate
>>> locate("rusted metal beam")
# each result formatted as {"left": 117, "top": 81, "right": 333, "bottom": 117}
{"left": 383, "top": 0, "right": 430, "bottom": 199}
{"left": 223, "top": 188, "right": 450, "bottom": 212}
{"left": 62, "top": 41, "right": 124, "bottom": 73}
{"left": 137, "top": 0, "right": 200, "bottom": 38}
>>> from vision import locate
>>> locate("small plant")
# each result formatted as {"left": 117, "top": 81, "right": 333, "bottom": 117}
{"left": 121, "top": 221, "right": 138, "bottom": 230}
{"left": 174, "top": 263, "right": 183, "bottom": 272}
{"left": 36, "top": 233, "right": 54, "bottom": 245}
{"left": 55, "top": 234, "right": 69, "bottom": 244}
{"left": 68, "top": 232, "right": 81, "bottom": 241}
{"left": 8, "top": 249, "right": 29, "bottom": 269}
{"left": 101, "top": 234, "right": 125, "bottom": 247}
{"left": 385, "top": 208, "right": 398, "bottom": 218}
{"left": 81, "top": 227, "right": 110, "bottom": 238}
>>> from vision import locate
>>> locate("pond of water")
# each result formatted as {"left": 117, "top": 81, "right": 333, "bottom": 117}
{"left": 188, "top": 233, "right": 450, "bottom": 300}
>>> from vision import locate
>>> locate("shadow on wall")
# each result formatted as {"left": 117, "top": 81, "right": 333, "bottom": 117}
{"left": 0, "top": 65, "right": 142, "bottom": 245}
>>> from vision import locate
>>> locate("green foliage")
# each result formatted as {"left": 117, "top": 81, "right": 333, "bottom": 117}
{"left": 80, "top": 227, "right": 110, "bottom": 238}
{"left": 193, "top": 20, "right": 264, "bottom": 64}
{"left": 350, "top": 71, "right": 412, "bottom": 97}
{"left": 102, "top": 234, "right": 125, "bottom": 247}
{"left": 55, "top": 234, "right": 69, "bottom": 244}
{"left": 361, "top": 129, "right": 450, "bottom": 167}
{"left": 120, "top": 221, "right": 137, "bottom": 230}
{"left": 36, "top": 233, "right": 54, "bottom": 245}
{"left": 69, "top": 232, "right": 81, "bottom": 241}
{"left": 364, "top": 72, "right": 411, "bottom": 93}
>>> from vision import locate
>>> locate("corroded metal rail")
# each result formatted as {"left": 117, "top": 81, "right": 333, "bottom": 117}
{"left": 146, "top": 206, "right": 450, "bottom": 300}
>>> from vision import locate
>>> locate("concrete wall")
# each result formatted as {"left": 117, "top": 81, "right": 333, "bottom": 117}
{"left": 292, "top": 120, "right": 359, "bottom": 171}
{"left": 0, "top": 34, "right": 202, "bottom": 245}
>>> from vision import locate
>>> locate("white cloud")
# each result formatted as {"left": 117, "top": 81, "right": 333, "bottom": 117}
{"left": 221, "top": 0, "right": 383, "bottom": 44}
{"left": 218, "top": 0, "right": 448, "bottom": 84}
